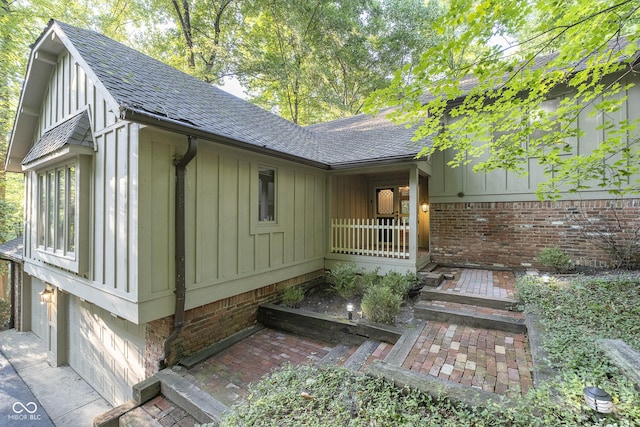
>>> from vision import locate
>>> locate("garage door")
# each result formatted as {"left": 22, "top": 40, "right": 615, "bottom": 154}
{"left": 30, "top": 278, "right": 47, "bottom": 343}
{"left": 68, "top": 296, "right": 145, "bottom": 406}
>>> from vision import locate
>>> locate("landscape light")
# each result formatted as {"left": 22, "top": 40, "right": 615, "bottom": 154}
{"left": 583, "top": 386, "right": 613, "bottom": 414}
{"left": 346, "top": 303, "right": 354, "bottom": 320}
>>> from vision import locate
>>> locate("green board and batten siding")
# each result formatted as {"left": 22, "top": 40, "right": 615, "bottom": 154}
{"left": 22, "top": 51, "right": 141, "bottom": 319}
{"left": 430, "top": 79, "right": 640, "bottom": 203}
{"left": 21, "top": 49, "right": 327, "bottom": 325}
{"left": 136, "top": 129, "right": 327, "bottom": 323}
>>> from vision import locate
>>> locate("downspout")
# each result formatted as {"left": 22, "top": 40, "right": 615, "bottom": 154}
{"left": 162, "top": 135, "right": 198, "bottom": 368}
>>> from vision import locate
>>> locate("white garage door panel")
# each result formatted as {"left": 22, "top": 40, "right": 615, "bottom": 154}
{"left": 30, "top": 278, "right": 47, "bottom": 343}
{"left": 68, "top": 296, "right": 145, "bottom": 406}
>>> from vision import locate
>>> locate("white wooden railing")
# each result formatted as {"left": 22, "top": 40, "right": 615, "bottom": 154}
{"left": 331, "top": 218, "right": 409, "bottom": 259}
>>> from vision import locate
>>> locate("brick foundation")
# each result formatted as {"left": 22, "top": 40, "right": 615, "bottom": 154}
{"left": 430, "top": 199, "right": 640, "bottom": 269}
{"left": 144, "top": 269, "right": 324, "bottom": 376}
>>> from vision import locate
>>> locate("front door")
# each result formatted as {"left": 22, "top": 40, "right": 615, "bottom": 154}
{"left": 375, "top": 186, "right": 410, "bottom": 243}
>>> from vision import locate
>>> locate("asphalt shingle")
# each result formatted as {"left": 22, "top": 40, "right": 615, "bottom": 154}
{"left": 51, "top": 20, "right": 424, "bottom": 168}
{"left": 22, "top": 110, "right": 92, "bottom": 165}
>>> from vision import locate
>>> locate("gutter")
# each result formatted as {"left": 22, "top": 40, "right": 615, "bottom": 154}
{"left": 121, "top": 108, "right": 330, "bottom": 170}
{"left": 162, "top": 135, "right": 198, "bottom": 368}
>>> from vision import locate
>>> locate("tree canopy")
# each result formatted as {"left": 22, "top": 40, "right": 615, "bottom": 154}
{"left": 237, "top": 0, "right": 442, "bottom": 124}
{"left": 368, "top": 0, "right": 640, "bottom": 200}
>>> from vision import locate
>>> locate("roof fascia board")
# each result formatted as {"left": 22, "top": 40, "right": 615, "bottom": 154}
{"left": 5, "top": 21, "right": 120, "bottom": 173}
{"left": 327, "top": 154, "right": 418, "bottom": 170}
{"left": 21, "top": 145, "right": 95, "bottom": 171}
{"left": 4, "top": 26, "right": 57, "bottom": 172}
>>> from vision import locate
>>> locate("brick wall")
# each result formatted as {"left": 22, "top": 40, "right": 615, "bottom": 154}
{"left": 12, "top": 263, "right": 22, "bottom": 331}
{"left": 144, "top": 269, "right": 324, "bottom": 376}
{"left": 429, "top": 199, "right": 640, "bottom": 269}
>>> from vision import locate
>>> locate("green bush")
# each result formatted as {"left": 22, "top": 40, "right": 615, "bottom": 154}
{"left": 282, "top": 286, "right": 304, "bottom": 308}
{"left": 536, "top": 246, "right": 573, "bottom": 273}
{"left": 361, "top": 284, "right": 402, "bottom": 324}
{"left": 360, "top": 267, "right": 381, "bottom": 289}
{"left": 380, "top": 271, "right": 412, "bottom": 299}
{"left": 328, "top": 262, "right": 363, "bottom": 300}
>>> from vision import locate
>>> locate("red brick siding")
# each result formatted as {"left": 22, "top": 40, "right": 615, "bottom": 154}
{"left": 429, "top": 199, "right": 640, "bottom": 269}
{"left": 144, "top": 270, "right": 324, "bottom": 376}
{"left": 13, "top": 264, "right": 22, "bottom": 331}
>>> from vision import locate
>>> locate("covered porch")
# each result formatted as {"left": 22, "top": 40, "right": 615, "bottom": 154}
{"left": 326, "top": 164, "right": 431, "bottom": 274}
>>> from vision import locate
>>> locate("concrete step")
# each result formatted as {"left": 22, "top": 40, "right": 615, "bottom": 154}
{"left": 420, "top": 288, "right": 519, "bottom": 311}
{"left": 343, "top": 339, "right": 381, "bottom": 371}
{"left": 414, "top": 301, "right": 526, "bottom": 334}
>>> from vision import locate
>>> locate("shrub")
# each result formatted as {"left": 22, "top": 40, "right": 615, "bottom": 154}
{"left": 379, "top": 271, "right": 412, "bottom": 299}
{"left": 328, "top": 262, "right": 363, "bottom": 300}
{"left": 360, "top": 267, "right": 381, "bottom": 289}
{"left": 282, "top": 286, "right": 304, "bottom": 308}
{"left": 536, "top": 246, "right": 573, "bottom": 273}
{"left": 361, "top": 285, "right": 402, "bottom": 324}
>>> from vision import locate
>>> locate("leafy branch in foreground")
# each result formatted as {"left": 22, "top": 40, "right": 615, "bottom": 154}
{"left": 367, "top": 0, "right": 640, "bottom": 200}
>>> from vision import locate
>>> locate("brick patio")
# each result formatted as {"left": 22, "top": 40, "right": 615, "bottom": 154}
{"left": 437, "top": 268, "right": 517, "bottom": 299}
{"left": 401, "top": 322, "right": 533, "bottom": 397}
{"left": 184, "top": 329, "right": 337, "bottom": 407}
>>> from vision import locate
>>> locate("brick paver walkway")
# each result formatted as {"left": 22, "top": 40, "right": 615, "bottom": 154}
{"left": 187, "top": 328, "right": 334, "bottom": 407}
{"left": 140, "top": 395, "right": 197, "bottom": 426}
{"left": 401, "top": 322, "right": 533, "bottom": 397}
{"left": 437, "top": 268, "right": 517, "bottom": 299}
{"left": 147, "top": 268, "right": 534, "bottom": 425}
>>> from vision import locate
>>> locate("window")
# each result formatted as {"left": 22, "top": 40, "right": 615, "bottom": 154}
{"left": 258, "top": 168, "right": 275, "bottom": 222}
{"left": 37, "top": 163, "right": 76, "bottom": 257}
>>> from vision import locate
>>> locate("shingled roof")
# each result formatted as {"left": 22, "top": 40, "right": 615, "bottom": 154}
{"left": 308, "top": 109, "right": 420, "bottom": 166}
{"left": 22, "top": 110, "right": 93, "bottom": 165}
{"left": 47, "top": 20, "right": 423, "bottom": 168}
{"left": 0, "top": 236, "right": 23, "bottom": 263}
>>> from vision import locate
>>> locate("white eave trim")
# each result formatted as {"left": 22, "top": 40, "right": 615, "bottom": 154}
{"left": 21, "top": 145, "right": 95, "bottom": 171}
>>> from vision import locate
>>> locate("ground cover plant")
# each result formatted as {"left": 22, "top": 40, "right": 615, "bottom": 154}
{"left": 219, "top": 272, "right": 640, "bottom": 426}
{"left": 516, "top": 273, "right": 640, "bottom": 425}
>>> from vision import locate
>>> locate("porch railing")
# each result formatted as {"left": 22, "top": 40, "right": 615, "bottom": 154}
{"left": 330, "top": 218, "right": 409, "bottom": 259}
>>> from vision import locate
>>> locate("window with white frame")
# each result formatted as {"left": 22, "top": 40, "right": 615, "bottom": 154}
{"left": 258, "top": 167, "right": 276, "bottom": 222}
{"left": 38, "top": 163, "right": 76, "bottom": 257}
